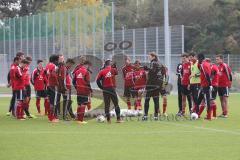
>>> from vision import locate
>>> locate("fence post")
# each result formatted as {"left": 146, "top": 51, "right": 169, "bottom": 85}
{"left": 46, "top": 13, "right": 48, "bottom": 60}
{"left": 156, "top": 27, "right": 159, "bottom": 55}
{"left": 53, "top": 12, "right": 55, "bottom": 54}
{"left": 26, "top": 16, "right": 29, "bottom": 55}
{"left": 133, "top": 29, "right": 136, "bottom": 61}
{"left": 33, "top": 15, "right": 35, "bottom": 63}
{"left": 112, "top": 2, "right": 115, "bottom": 55}
{"left": 75, "top": 8, "right": 79, "bottom": 57}
{"left": 102, "top": 4, "right": 105, "bottom": 60}
{"left": 144, "top": 28, "right": 147, "bottom": 62}
{"left": 39, "top": 14, "right": 42, "bottom": 60}
{"left": 68, "top": 10, "right": 71, "bottom": 57}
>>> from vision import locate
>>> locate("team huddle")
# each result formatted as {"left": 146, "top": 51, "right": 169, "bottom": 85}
{"left": 176, "top": 53, "right": 232, "bottom": 120}
{"left": 6, "top": 51, "right": 232, "bottom": 123}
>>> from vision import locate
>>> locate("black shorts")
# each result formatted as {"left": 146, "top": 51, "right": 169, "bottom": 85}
{"left": 77, "top": 95, "right": 89, "bottom": 105}
{"left": 25, "top": 85, "right": 31, "bottom": 97}
{"left": 211, "top": 86, "right": 218, "bottom": 100}
{"left": 15, "top": 90, "right": 26, "bottom": 101}
{"left": 36, "top": 90, "right": 47, "bottom": 98}
{"left": 218, "top": 87, "right": 229, "bottom": 97}
{"left": 47, "top": 87, "right": 57, "bottom": 106}
{"left": 124, "top": 86, "right": 135, "bottom": 98}
{"left": 145, "top": 85, "right": 160, "bottom": 98}
{"left": 181, "top": 85, "right": 191, "bottom": 95}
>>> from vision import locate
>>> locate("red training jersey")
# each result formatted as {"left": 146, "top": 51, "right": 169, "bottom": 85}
{"left": 13, "top": 66, "right": 25, "bottom": 90}
{"left": 218, "top": 63, "right": 232, "bottom": 87}
{"left": 97, "top": 66, "right": 118, "bottom": 88}
{"left": 122, "top": 65, "right": 135, "bottom": 87}
{"left": 9, "top": 63, "right": 18, "bottom": 90}
{"left": 211, "top": 64, "right": 219, "bottom": 87}
{"left": 199, "top": 60, "right": 211, "bottom": 87}
{"left": 31, "top": 68, "right": 47, "bottom": 91}
{"left": 45, "top": 63, "right": 58, "bottom": 87}
{"left": 23, "top": 65, "right": 31, "bottom": 86}
{"left": 73, "top": 66, "right": 91, "bottom": 96}
{"left": 134, "top": 68, "right": 147, "bottom": 89}
{"left": 181, "top": 62, "right": 191, "bottom": 86}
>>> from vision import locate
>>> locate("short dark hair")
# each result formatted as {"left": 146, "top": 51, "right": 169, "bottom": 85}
{"left": 21, "top": 59, "right": 30, "bottom": 64}
{"left": 13, "top": 57, "right": 20, "bottom": 62}
{"left": 104, "top": 59, "right": 111, "bottom": 66}
{"left": 216, "top": 54, "right": 223, "bottom": 59}
{"left": 37, "top": 59, "right": 43, "bottom": 64}
{"left": 149, "top": 52, "right": 158, "bottom": 60}
{"left": 197, "top": 53, "right": 205, "bottom": 61}
{"left": 16, "top": 51, "right": 25, "bottom": 57}
{"left": 181, "top": 53, "right": 189, "bottom": 58}
{"left": 66, "top": 58, "right": 75, "bottom": 65}
{"left": 25, "top": 56, "right": 32, "bottom": 62}
{"left": 189, "top": 52, "right": 195, "bottom": 57}
{"left": 83, "top": 60, "right": 92, "bottom": 66}
{"left": 49, "top": 54, "right": 59, "bottom": 63}
{"left": 134, "top": 60, "right": 141, "bottom": 65}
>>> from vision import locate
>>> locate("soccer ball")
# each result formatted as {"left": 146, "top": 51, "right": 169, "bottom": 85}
{"left": 190, "top": 113, "right": 199, "bottom": 120}
{"left": 96, "top": 115, "right": 105, "bottom": 123}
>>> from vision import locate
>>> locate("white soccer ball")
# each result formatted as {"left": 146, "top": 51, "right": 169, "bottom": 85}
{"left": 96, "top": 115, "right": 105, "bottom": 123}
{"left": 190, "top": 113, "right": 199, "bottom": 120}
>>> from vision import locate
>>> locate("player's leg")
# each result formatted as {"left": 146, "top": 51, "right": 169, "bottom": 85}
{"left": 87, "top": 95, "right": 91, "bottom": 111}
{"left": 221, "top": 87, "right": 229, "bottom": 117}
{"left": 187, "top": 94, "right": 192, "bottom": 113}
{"left": 153, "top": 95, "right": 160, "bottom": 119}
{"left": 211, "top": 87, "right": 218, "bottom": 119}
{"left": 76, "top": 95, "right": 88, "bottom": 124}
{"left": 35, "top": 91, "right": 41, "bottom": 114}
{"left": 110, "top": 89, "right": 122, "bottom": 122}
{"left": 177, "top": 84, "right": 183, "bottom": 115}
{"left": 203, "top": 87, "right": 212, "bottom": 120}
{"left": 48, "top": 87, "right": 58, "bottom": 122}
{"left": 66, "top": 89, "right": 75, "bottom": 119}
{"left": 103, "top": 90, "right": 111, "bottom": 122}
{"left": 197, "top": 89, "right": 205, "bottom": 117}
{"left": 162, "top": 95, "right": 167, "bottom": 116}
{"left": 55, "top": 92, "right": 61, "bottom": 118}
{"left": 62, "top": 93, "right": 68, "bottom": 120}
{"left": 124, "top": 87, "right": 132, "bottom": 109}
{"left": 143, "top": 89, "right": 151, "bottom": 120}
{"left": 16, "top": 90, "right": 25, "bottom": 120}
{"left": 43, "top": 90, "right": 50, "bottom": 115}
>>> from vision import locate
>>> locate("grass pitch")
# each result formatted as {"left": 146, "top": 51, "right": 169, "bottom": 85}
{"left": 0, "top": 94, "right": 240, "bottom": 160}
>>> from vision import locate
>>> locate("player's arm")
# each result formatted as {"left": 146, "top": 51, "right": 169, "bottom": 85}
{"left": 85, "top": 72, "right": 92, "bottom": 93}
{"left": 96, "top": 72, "right": 103, "bottom": 90}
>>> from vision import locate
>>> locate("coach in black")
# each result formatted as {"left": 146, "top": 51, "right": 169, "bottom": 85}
{"left": 142, "top": 52, "right": 165, "bottom": 121}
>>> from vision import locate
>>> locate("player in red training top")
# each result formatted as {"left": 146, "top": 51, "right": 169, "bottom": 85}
{"left": 7, "top": 57, "right": 21, "bottom": 116}
{"left": 180, "top": 53, "right": 192, "bottom": 115}
{"left": 122, "top": 57, "right": 135, "bottom": 110}
{"left": 56, "top": 58, "right": 75, "bottom": 120}
{"left": 23, "top": 56, "right": 36, "bottom": 119}
{"left": 14, "top": 59, "right": 30, "bottom": 120}
{"left": 96, "top": 60, "right": 123, "bottom": 123}
{"left": 196, "top": 54, "right": 213, "bottom": 120}
{"left": 31, "top": 60, "right": 49, "bottom": 115}
{"left": 133, "top": 60, "right": 147, "bottom": 110}
{"left": 45, "top": 54, "right": 59, "bottom": 123}
{"left": 73, "top": 60, "right": 92, "bottom": 124}
{"left": 216, "top": 54, "right": 232, "bottom": 118}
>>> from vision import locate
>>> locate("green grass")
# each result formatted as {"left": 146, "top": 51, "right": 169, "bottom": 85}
{"left": 0, "top": 94, "right": 240, "bottom": 160}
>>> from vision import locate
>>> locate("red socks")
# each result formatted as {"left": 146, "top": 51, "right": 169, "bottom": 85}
{"left": 211, "top": 101, "right": 217, "bottom": 117}
{"left": 87, "top": 102, "right": 91, "bottom": 110}
{"left": 36, "top": 98, "right": 41, "bottom": 113}
{"left": 77, "top": 105, "right": 86, "bottom": 121}
{"left": 127, "top": 99, "right": 131, "bottom": 110}
{"left": 44, "top": 99, "right": 50, "bottom": 115}
{"left": 222, "top": 97, "right": 228, "bottom": 116}
{"left": 163, "top": 98, "right": 167, "bottom": 114}
{"left": 16, "top": 101, "right": 24, "bottom": 119}
{"left": 198, "top": 105, "right": 205, "bottom": 117}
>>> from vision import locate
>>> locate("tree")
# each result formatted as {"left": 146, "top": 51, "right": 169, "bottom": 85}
{"left": 0, "top": 0, "right": 48, "bottom": 18}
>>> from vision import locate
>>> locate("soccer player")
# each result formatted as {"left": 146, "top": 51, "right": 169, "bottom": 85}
{"left": 31, "top": 60, "right": 49, "bottom": 115}
{"left": 189, "top": 53, "right": 201, "bottom": 113}
{"left": 14, "top": 59, "right": 30, "bottom": 120}
{"left": 180, "top": 53, "right": 192, "bottom": 115}
{"left": 57, "top": 58, "right": 75, "bottom": 120}
{"left": 96, "top": 59, "right": 122, "bottom": 123}
{"left": 208, "top": 58, "right": 219, "bottom": 119}
{"left": 133, "top": 60, "right": 147, "bottom": 110}
{"left": 7, "top": 57, "right": 21, "bottom": 116}
{"left": 73, "top": 60, "right": 92, "bottom": 124}
{"left": 45, "top": 54, "right": 59, "bottom": 123}
{"left": 216, "top": 54, "right": 232, "bottom": 118}
{"left": 23, "top": 56, "right": 36, "bottom": 119}
{"left": 142, "top": 52, "right": 165, "bottom": 121}
{"left": 122, "top": 57, "right": 135, "bottom": 110}
{"left": 176, "top": 63, "right": 183, "bottom": 116}
{"left": 196, "top": 54, "right": 213, "bottom": 120}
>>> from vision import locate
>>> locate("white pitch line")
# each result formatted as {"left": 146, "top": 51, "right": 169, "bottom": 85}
{"left": 162, "top": 122, "right": 240, "bottom": 136}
